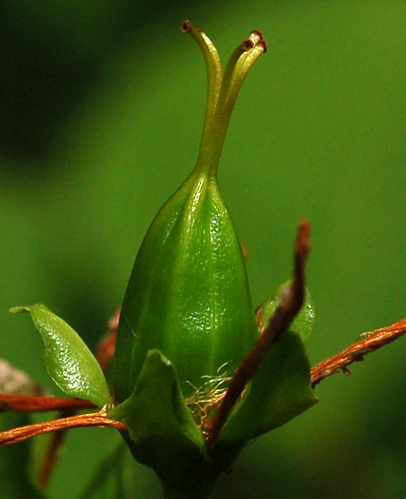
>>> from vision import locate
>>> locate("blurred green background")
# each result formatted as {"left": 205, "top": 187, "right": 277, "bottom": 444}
{"left": 0, "top": 1, "right": 405, "bottom": 498}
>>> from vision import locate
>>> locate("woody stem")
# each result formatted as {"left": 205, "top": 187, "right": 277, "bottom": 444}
{"left": 207, "top": 219, "right": 310, "bottom": 444}
{"left": 0, "top": 412, "right": 127, "bottom": 447}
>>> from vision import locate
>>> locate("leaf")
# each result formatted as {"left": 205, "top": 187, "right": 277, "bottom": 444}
{"left": 110, "top": 350, "right": 218, "bottom": 497}
{"left": 10, "top": 304, "right": 110, "bottom": 408}
{"left": 0, "top": 413, "right": 48, "bottom": 499}
{"left": 216, "top": 330, "right": 318, "bottom": 451}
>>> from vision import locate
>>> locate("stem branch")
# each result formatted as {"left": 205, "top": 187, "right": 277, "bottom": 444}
{"left": 207, "top": 219, "right": 310, "bottom": 444}
{"left": 0, "top": 394, "right": 95, "bottom": 413}
{"left": 311, "top": 318, "right": 406, "bottom": 388}
{"left": 0, "top": 412, "right": 127, "bottom": 447}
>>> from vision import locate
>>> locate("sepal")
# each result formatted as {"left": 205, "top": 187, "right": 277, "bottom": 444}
{"left": 214, "top": 330, "right": 318, "bottom": 454}
{"left": 109, "top": 350, "right": 219, "bottom": 497}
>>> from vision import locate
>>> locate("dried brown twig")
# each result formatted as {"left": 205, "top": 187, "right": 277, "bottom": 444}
{"left": 0, "top": 394, "right": 95, "bottom": 413}
{"left": 207, "top": 219, "right": 311, "bottom": 444}
{"left": 311, "top": 318, "right": 406, "bottom": 388}
{"left": 0, "top": 412, "right": 127, "bottom": 447}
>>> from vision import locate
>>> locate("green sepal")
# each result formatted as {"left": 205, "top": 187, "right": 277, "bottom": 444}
{"left": 259, "top": 283, "right": 315, "bottom": 341}
{"left": 109, "top": 349, "right": 220, "bottom": 498}
{"left": 10, "top": 304, "right": 110, "bottom": 408}
{"left": 215, "top": 330, "right": 318, "bottom": 453}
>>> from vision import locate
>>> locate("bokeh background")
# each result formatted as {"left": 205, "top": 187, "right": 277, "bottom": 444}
{"left": 1, "top": 1, "right": 406, "bottom": 498}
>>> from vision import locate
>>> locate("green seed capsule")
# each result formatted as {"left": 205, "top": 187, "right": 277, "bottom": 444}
{"left": 113, "top": 23, "right": 266, "bottom": 403}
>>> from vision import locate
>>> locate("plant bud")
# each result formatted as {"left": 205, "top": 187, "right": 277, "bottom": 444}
{"left": 113, "top": 24, "right": 267, "bottom": 403}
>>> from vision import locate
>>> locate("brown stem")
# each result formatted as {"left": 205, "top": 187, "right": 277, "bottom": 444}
{"left": 207, "top": 219, "right": 311, "bottom": 444}
{"left": 0, "top": 412, "right": 127, "bottom": 447}
{"left": 0, "top": 394, "right": 95, "bottom": 413}
{"left": 311, "top": 318, "right": 406, "bottom": 388}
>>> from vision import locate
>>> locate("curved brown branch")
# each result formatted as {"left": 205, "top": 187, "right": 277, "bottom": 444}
{"left": 207, "top": 219, "right": 311, "bottom": 445}
{"left": 0, "top": 412, "right": 128, "bottom": 447}
{"left": 311, "top": 318, "right": 406, "bottom": 388}
{"left": 0, "top": 394, "right": 95, "bottom": 413}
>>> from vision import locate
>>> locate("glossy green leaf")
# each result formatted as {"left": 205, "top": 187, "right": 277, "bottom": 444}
{"left": 110, "top": 350, "right": 219, "bottom": 498}
{"left": 10, "top": 304, "right": 110, "bottom": 408}
{"left": 259, "top": 283, "right": 315, "bottom": 341}
{"left": 216, "top": 330, "right": 318, "bottom": 451}
{"left": 0, "top": 413, "right": 48, "bottom": 499}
